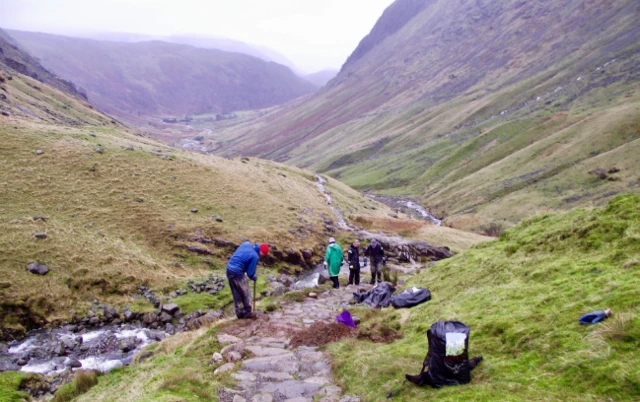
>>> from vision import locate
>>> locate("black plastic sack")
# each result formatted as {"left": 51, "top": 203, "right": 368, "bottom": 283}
{"left": 390, "top": 287, "right": 431, "bottom": 308}
{"left": 421, "top": 321, "right": 471, "bottom": 388}
{"left": 352, "top": 282, "right": 396, "bottom": 309}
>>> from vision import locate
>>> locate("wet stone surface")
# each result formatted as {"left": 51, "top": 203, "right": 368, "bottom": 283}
{"left": 0, "top": 325, "right": 167, "bottom": 375}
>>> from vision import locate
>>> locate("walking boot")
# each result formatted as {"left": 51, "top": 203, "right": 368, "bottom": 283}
{"left": 242, "top": 312, "right": 258, "bottom": 320}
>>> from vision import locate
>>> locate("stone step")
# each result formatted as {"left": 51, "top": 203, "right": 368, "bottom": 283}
{"left": 246, "top": 346, "right": 291, "bottom": 357}
{"left": 243, "top": 353, "right": 299, "bottom": 373}
{"left": 258, "top": 380, "right": 321, "bottom": 399}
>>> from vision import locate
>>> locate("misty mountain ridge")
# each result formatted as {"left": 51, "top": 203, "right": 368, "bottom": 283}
{"left": 8, "top": 29, "right": 317, "bottom": 118}
{"left": 0, "top": 28, "right": 87, "bottom": 102}
{"left": 82, "top": 31, "right": 304, "bottom": 75}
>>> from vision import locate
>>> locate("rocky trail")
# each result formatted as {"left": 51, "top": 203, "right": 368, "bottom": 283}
{"left": 214, "top": 285, "right": 368, "bottom": 402}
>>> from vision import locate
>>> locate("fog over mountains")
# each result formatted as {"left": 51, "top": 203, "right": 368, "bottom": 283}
{"left": 8, "top": 30, "right": 318, "bottom": 118}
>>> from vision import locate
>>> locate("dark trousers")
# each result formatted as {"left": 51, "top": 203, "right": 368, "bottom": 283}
{"left": 370, "top": 260, "right": 382, "bottom": 283}
{"left": 330, "top": 276, "right": 340, "bottom": 289}
{"left": 227, "top": 271, "right": 251, "bottom": 318}
{"left": 348, "top": 268, "right": 360, "bottom": 285}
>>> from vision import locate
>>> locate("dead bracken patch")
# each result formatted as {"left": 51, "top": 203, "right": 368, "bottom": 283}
{"left": 290, "top": 322, "right": 356, "bottom": 348}
{"left": 357, "top": 322, "right": 403, "bottom": 344}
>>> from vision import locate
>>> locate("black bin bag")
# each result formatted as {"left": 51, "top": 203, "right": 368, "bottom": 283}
{"left": 390, "top": 287, "right": 431, "bottom": 308}
{"left": 417, "top": 321, "right": 472, "bottom": 388}
{"left": 352, "top": 282, "right": 396, "bottom": 309}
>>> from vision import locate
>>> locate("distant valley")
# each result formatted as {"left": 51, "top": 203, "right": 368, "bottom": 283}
{"left": 7, "top": 30, "right": 317, "bottom": 119}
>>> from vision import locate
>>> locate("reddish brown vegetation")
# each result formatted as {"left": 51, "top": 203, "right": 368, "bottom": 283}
{"left": 290, "top": 322, "right": 357, "bottom": 348}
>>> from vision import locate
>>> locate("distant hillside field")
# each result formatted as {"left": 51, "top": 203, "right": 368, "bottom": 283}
{"left": 203, "top": 0, "right": 640, "bottom": 231}
{"left": 7, "top": 30, "right": 316, "bottom": 118}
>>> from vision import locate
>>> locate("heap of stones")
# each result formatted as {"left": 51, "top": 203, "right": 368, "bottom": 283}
{"left": 187, "top": 274, "right": 226, "bottom": 294}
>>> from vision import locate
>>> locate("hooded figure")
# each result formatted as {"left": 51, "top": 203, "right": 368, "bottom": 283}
{"left": 324, "top": 237, "right": 343, "bottom": 288}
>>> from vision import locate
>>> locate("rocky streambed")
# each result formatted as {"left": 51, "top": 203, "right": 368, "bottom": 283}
{"left": 0, "top": 278, "right": 226, "bottom": 397}
{"left": 0, "top": 324, "right": 166, "bottom": 375}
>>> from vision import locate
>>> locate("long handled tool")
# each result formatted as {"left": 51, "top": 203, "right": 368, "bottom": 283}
{"left": 252, "top": 279, "right": 257, "bottom": 313}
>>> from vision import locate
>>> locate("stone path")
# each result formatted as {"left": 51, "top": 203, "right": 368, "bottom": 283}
{"left": 215, "top": 285, "right": 368, "bottom": 402}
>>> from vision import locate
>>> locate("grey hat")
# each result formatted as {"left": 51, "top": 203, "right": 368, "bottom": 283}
{"left": 329, "top": 237, "right": 336, "bottom": 244}
{"left": 371, "top": 239, "right": 378, "bottom": 244}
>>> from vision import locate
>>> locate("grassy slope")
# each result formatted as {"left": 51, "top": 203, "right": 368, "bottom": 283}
{"left": 328, "top": 195, "right": 640, "bottom": 401}
{"left": 47, "top": 196, "right": 638, "bottom": 402}
{"left": 204, "top": 0, "right": 640, "bottom": 230}
{"left": 0, "top": 72, "right": 399, "bottom": 332}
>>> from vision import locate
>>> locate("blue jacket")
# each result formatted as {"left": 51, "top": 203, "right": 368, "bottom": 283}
{"left": 578, "top": 310, "right": 610, "bottom": 325}
{"left": 226, "top": 242, "right": 260, "bottom": 280}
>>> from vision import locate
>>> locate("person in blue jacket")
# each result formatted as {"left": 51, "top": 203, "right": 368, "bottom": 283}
{"left": 226, "top": 242, "right": 270, "bottom": 319}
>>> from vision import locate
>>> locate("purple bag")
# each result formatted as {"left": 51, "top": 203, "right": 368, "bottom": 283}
{"left": 336, "top": 310, "right": 356, "bottom": 328}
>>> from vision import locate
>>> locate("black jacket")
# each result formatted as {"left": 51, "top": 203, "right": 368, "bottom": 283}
{"left": 364, "top": 243, "right": 385, "bottom": 262}
{"left": 347, "top": 244, "right": 361, "bottom": 269}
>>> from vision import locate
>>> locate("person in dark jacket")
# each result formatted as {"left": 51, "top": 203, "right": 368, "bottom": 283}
{"left": 226, "top": 241, "right": 270, "bottom": 319}
{"left": 347, "top": 240, "right": 361, "bottom": 285}
{"left": 364, "top": 239, "right": 386, "bottom": 284}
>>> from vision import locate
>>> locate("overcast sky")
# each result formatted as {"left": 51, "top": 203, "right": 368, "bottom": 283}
{"left": 0, "top": 0, "right": 395, "bottom": 72}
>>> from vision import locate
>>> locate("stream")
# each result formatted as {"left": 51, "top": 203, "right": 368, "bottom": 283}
{"left": 365, "top": 193, "right": 442, "bottom": 226}
{"left": 0, "top": 324, "right": 167, "bottom": 375}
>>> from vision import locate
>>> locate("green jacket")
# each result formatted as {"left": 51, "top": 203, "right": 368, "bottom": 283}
{"left": 324, "top": 243, "right": 343, "bottom": 277}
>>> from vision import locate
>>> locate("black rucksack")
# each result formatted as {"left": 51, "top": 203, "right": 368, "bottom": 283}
{"left": 407, "top": 320, "right": 481, "bottom": 388}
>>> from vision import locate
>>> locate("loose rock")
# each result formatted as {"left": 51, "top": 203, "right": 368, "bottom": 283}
{"left": 161, "top": 303, "right": 180, "bottom": 315}
{"left": 214, "top": 363, "right": 235, "bottom": 375}
{"left": 26, "top": 261, "right": 49, "bottom": 275}
{"left": 211, "top": 352, "right": 224, "bottom": 364}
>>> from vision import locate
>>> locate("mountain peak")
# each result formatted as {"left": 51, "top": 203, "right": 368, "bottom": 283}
{"left": 341, "top": 0, "right": 429, "bottom": 71}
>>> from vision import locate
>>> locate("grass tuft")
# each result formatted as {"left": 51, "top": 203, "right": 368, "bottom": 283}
{"left": 53, "top": 370, "right": 98, "bottom": 402}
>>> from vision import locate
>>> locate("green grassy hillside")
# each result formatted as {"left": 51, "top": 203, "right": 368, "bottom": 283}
{"left": 328, "top": 195, "right": 640, "bottom": 401}
{"left": 202, "top": 0, "right": 640, "bottom": 230}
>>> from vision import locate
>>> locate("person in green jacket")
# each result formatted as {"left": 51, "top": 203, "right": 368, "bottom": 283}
{"left": 324, "top": 237, "right": 343, "bottom": 288}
